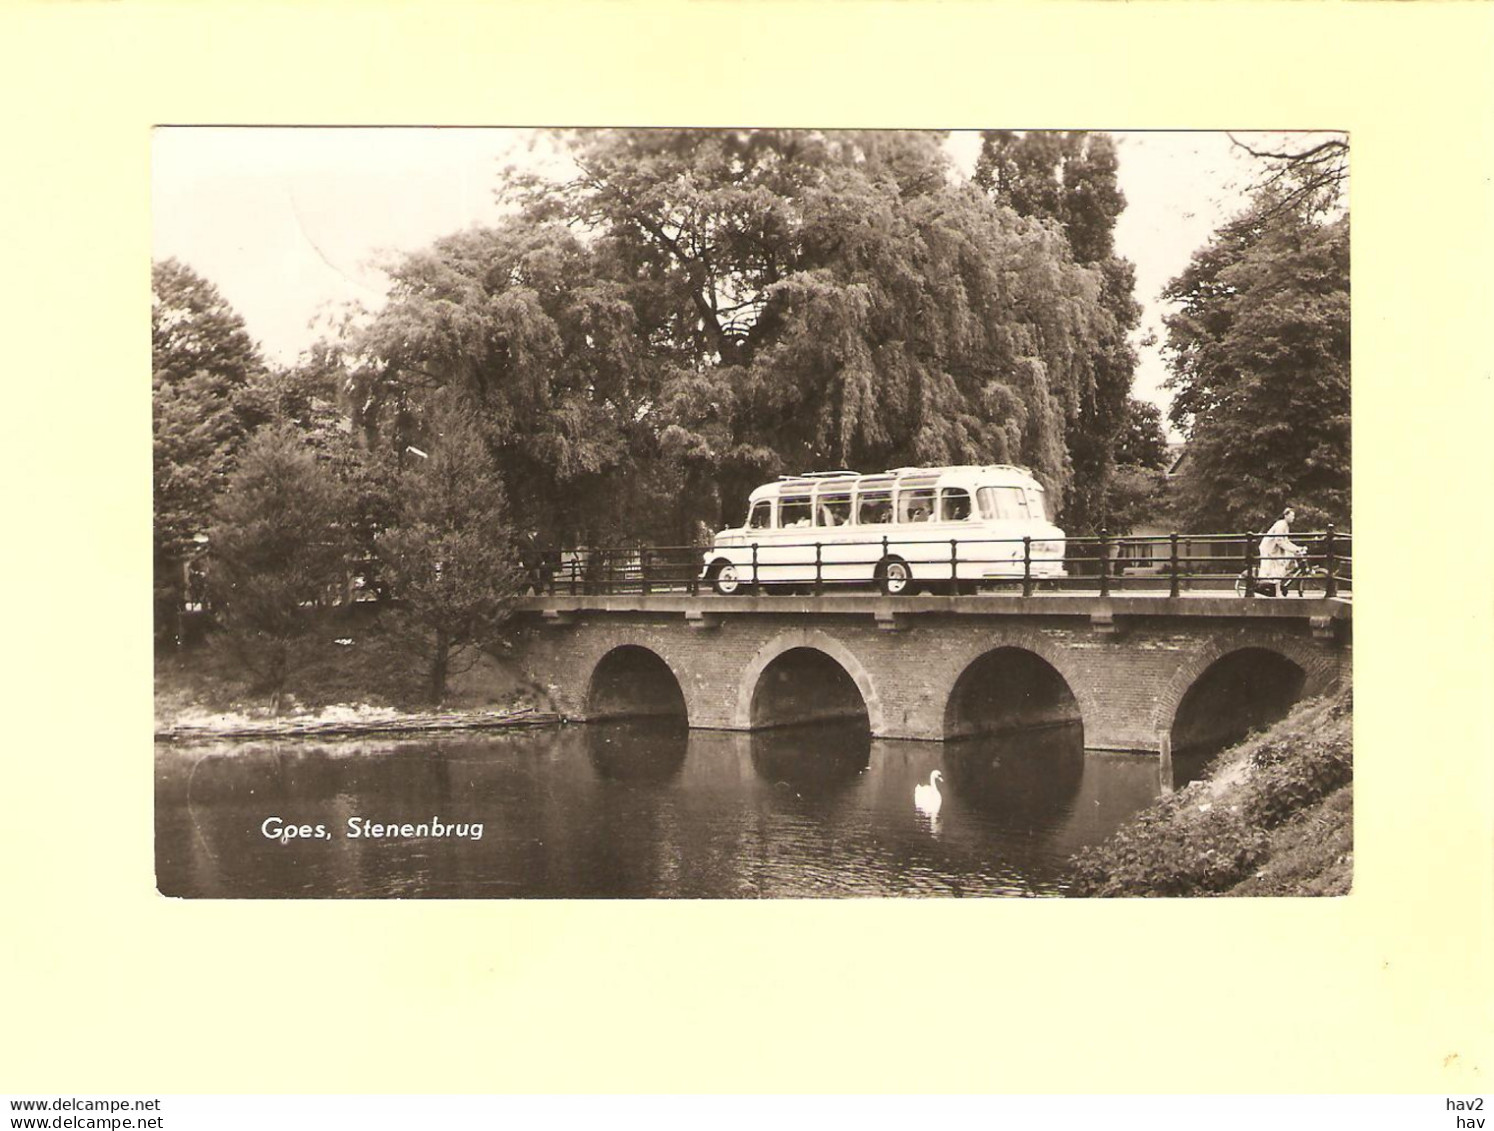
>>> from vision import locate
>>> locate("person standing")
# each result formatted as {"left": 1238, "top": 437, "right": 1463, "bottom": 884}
{"left": 1257, "top": 507, "right": 1304, "bottom": 596}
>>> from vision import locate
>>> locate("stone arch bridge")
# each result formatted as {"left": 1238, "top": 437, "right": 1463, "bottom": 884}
{"left": 510, "top": 592, "right": 1351, "bottom": 779}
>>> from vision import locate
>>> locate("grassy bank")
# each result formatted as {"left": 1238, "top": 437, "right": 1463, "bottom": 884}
{"left": 1068, "top": 687, "right": 1353, "bottom": 897}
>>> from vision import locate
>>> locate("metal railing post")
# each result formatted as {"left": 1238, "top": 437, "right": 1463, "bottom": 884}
{"left": 640, "top": 547, "right": 651, "bottom": 595}
{"left": 1022, "top": 536, "right": 1032, "bottom": 598}
{"left": 814, "top": 541, "right": 823, "bottom": 596}
{"left": 1098, "top": 529, "right": 1110, "bottom": 598}
{"left": 688, "top": 544, "right": 698, "bottom": 597}
{"left": 1245, "top": 532, "right": 1257, "bottom": 599}
{"left": 1323, "top": 525, "right": 1337, "bottom": 599}
{"left": 1169, "top": 532, "right": 1180, "bottom": 598}
{"left": 751, "top": 542, "right": 759, "bottom": 589}
{"left": 950, "top": 538, "right": 959, "bottom": 593}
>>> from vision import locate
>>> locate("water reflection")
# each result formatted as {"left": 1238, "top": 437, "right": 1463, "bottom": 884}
{"left": 156, "top": 719, "right": 1162, "bottom": 899}
{"left": 942, "top": 722, "right": 1085, "bottom": 823}
{"left": 749, "top": 721, "right": 871, "bottom": 797}
{"left": 586, "top": 718, "right": 688, "bottom": 783}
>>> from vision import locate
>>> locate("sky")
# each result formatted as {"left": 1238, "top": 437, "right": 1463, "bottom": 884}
{"left": 152, "top": 128, "right": 1280, "bottom": 430}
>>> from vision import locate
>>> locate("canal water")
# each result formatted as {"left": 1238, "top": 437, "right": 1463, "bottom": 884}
{"left": 155, "top": 721, "right": 1162, "bottom": 898}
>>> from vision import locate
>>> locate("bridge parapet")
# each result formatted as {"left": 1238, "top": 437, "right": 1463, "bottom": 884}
{"left": 518, "top": 591, "right": 1352, "bottom": 630}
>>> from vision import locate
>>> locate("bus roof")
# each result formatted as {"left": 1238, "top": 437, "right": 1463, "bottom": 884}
{"left": 753, "top": 464, "right": 1042, "bottom": 498}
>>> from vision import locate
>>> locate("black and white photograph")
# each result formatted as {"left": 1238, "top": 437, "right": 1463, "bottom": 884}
{"left": 151, "top": 127, "right": 1352, "bottom": 899}
{"left": 11, "top": 0, "right": 1494, "bottom": 1114}
{"left": 151, "top": 125, "right": 1356, "bottom": 902}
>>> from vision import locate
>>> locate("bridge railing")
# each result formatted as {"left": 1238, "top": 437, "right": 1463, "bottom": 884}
{"left": 529, "top": 527, "right": 1352, "bottom": 598}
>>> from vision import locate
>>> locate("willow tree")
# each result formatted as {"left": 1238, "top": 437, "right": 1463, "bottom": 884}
{"left": 346, "top": 221, "right": 668, "bottom": 548}
{"left": 975, "top": 131, "right": 1141, "bottom": 533}
{"left": 351, "top": 129, "right": 1126, "bottom": 543}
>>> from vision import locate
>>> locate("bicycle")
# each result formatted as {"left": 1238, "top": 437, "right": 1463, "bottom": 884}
{"left": 1235, "top": 547, "right": 1323, "bottom": 598}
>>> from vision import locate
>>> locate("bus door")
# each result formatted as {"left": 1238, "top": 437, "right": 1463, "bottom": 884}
{"left": 742, "top": 497, "right": 775, "bottom": 584}
{"left": 767, "top": 488, "right": 813, "bottom": 581}
{"left": 976, "top": 484, "right": 1033, "bottom": 574}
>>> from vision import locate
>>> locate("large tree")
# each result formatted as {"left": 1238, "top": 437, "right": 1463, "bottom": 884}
{"left": 347, "top": 220, "right": 665, "bottom": 549}
{"left": 374, "top": 400, "right": 524, "bottom": 704}
{"left": 1162, "top": 196, "right": 1350, "bottom": 531}
{"left": 350, "top": 129, "right": 1127, "bottom": 546}
{"left": 975, "top": 131, "right": 1141, "bottom": 534}
{"left": 205, "top": 425, "right": 351, "bottom": 708}
{"left": 152, "top": 259, "right": 267, "bottom": 639}
{"left": 1227, "top": 132, "right": 1348, "bottom": 221}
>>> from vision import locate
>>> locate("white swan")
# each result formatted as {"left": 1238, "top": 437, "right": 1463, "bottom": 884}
{"left": 914, "top": 769, "right": 944, "bottom": 817}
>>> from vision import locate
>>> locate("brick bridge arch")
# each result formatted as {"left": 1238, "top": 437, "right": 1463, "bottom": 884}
{"left": 1150, "top": 630, "right": 1340, "bottom": 740}
{"left": 733, "top": 629, "right": 886, "bottom": 733}
{"left": 552, "top": 635, "right": 706, "bottom": 728}
{"left": 586, "top": 643, "right": 691, "bottom": 724}
{"left": 937, "top": 628, "right": 1091, "bottom": 742}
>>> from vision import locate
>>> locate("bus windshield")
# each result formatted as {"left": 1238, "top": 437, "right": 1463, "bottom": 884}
{"left": 978, "top": 486, "right": 1031, "bottom": 521}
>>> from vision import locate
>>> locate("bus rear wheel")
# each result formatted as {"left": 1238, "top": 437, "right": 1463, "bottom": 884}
{"left": 878, "top": 557, "right": 914, "bottom": 596}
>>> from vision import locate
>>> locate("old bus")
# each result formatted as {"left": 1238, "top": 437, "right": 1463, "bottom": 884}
{"left": 701, "top": 465, "right": 1067, "bottom": 595}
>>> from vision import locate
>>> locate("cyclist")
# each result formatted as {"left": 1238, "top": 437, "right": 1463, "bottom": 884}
{"left": 1257, "top": 507, "right": 1305, "bottom": 597}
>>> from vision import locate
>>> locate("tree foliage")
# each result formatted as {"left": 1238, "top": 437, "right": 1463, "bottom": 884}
{"left": 975, "top": 131, "right": 1140, "bottom": 532}
{"left": 1114, "top": 398, "right": 1170, "bottom": 472}
{"left": 374, "top": 400, "right": 524, "bottom": 704}
{"left": 153, "top": 259, "right": 269, "bottom": 636}
{"left": 349, "top": 129, "right": 1139, "bottom": 543}
{"left": 1228, "top": 132, "right": 1348, "bottom": 220}
{"left": 348, "top": 219, "right": 665, "bottom": 547}
{"left": 1162, "top": 196, "right": 1350, "bottom": 531}
{"left": 205, "top": 426, "right": 351, "bottom": 706}
{"left": 974, "top": 130, "right": 1127, "bottom": 263}
{"left": 152, "top": 258, "right": 264, "bottom": 392}
{"left": 1102, "top": 398, "right": 1173, "bottom": 535}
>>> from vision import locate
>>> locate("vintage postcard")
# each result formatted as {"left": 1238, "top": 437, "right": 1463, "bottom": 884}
{"left": 3, "top": 0, "right": 1490, "bottom": 1105}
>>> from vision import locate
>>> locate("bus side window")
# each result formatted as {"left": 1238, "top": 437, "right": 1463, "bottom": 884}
{"left": 747, "top": 500, "right": 773, "bottom": 530}
{"left": 818, "top": 494, "right": 852, "bottom": 527}
{"left": 780, "top": 495, "right": 812, "bottom": 528}
{"left": 900, "top": 488, "right": 936, "bottom": 522}
{"left": 857, "top": 491, "right": 891, "bottom": 524}
{"left": 941, "top": 488, "right": 972, "bottom": 522}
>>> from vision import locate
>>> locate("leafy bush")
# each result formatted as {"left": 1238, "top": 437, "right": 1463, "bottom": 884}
{"left": 1068, "top": 797, "right": 1270, "bottom": 897}
{"left": 1240, "top": 734, "right": 1352, "bottom": 829}
{"left": 1068, "top": 688, "right": 1352, "bottom": 897}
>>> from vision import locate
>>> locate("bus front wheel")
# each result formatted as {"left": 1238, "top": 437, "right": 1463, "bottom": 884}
{"left": 878, "top": 558, "right": 914, "bottom": 596}
{"left": 710, "top": 561, "right": 746, "bottom": 596}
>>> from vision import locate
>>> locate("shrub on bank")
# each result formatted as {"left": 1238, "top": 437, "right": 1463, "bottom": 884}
{"left": 1066, "top": 689, "right": 1352, "bottom": 898}
{"left": 1238, "top": 695, "right": 1353, "bottom": 831}
{"left": 1068, "top": 794, "right": 1270, "bottom": 897}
